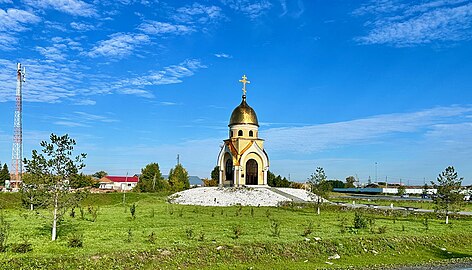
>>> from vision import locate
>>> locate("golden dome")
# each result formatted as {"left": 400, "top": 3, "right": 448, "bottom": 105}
{"left": 229, "top": 96, "right": 259, "bottom": 126}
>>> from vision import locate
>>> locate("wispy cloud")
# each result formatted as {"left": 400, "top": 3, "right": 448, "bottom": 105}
{"left": 70, "top": 22, "right": 96, "bottom": 31}
{"left": 221, "top": 0, "right": 272, "bottom": 19}
{"left": 74, "top": 99, "right": 97, "bottom": 106}
{"left": 121, "top": 59, "right": 207, "bottom": 87}
{"left": 35, "top": 46, "right": 67, "bottom": 61}
{"left": 24, "top": 0, "right": 96, "bottom": 17}
{"left": 0, "top": 33, "right": 17, "bottom": 50}
{"left": 173, "top": 3, "right": 224, "bottom": 24}
{"left": 138, "top": 21, "right": 194, "bottom": 35}
{"left": 117, "top": 88, "right": 154, "bottom": 98}
{"left": 74, "top": 111, "right": 118, "bottom": 123}
{"left": 279, "top": 0, "right": 304, "bottom": 18}
{"left": 354, "top": 0, "right": 472, "bottom": 46}
{"left": 87, "top": 33, "right": 150, "bottom": 58}
{"left": 214, "top": 53, "right": 232, "bottom": 58}
{"left": 0, "top": 8, "right": 41, "bottom": 32}
{"left": 264, "top": 105, "right": 472, "bottom": 153}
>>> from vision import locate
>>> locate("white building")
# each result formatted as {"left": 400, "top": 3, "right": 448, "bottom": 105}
{"left": 99, "top": 176, "right": 139, "bottom": 191}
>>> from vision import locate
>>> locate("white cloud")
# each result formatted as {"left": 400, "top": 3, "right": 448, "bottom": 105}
{"left": 0, "top": 33, "right": 17, "bottom": 50}
{"left": 54, "top": 121, "right": 90, "bottom": 127}
{"left": 74, "top": 99, "right": 96, "bottom": 106}
{"left": 173, "top": 3, "right": 223, "bottom": 24}
{"left": 160, "top": 101, "right": 178, "bottom": 106}
{"left": 214, "top": 53, "right": 232, "bottom": 58}
{"left": 117, "top": 88, "right": 154, "bottom": 98}
{"left": 354, "top": 0, "right": 472, "bottom": 46}
{"left": 263, "top": 105, "right": 472, "bottom": 153}
{"left": 74, "top": 111, "right": 117, "bottom": 123}
{"left": 0, "top": 0, "right": 13, "bottom": 3}
{"left": 24, "top": 0, "right": 96, "bottom": 17}
{"left": 221, "top": 0, "right": 272, "bottom": 19}
{"left": 0, "top": 8, "right": 40, "bottom": 32}
{"left": 138, "top": 21, "right": 194, "bottom": 35}
{"left": 123, "top": 59, "right": 207, "bottom": 87}
{"left": 35, "top": 46, "right": 66, "bottom": 61}
{"left": 70, "top": 22, "right": 95, "bottom": 31}
{"left": 87, "top": 33, "right": 150, "bottom": 58}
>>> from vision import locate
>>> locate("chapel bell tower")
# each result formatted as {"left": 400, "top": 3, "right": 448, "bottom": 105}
{"left": 217, "top": 75, "right": 269, "bottom": 187}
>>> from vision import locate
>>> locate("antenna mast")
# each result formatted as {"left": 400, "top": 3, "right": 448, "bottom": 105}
{"left": 12, "top": 63, "right": 25, "bottom": 189}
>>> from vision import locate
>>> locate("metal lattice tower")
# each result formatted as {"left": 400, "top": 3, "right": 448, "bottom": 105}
{"left": 12, "top": 63, "right": 25, "bottom": 188}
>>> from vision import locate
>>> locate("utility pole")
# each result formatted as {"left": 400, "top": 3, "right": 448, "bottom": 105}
{"left": 123, "top": 172, "right": 128, "bottom": 205}
{"left": 375, "top": 162, "right": 378, "bottom": 183}
{"left": 12, "top": 63, "right": 25, "bottom": 189}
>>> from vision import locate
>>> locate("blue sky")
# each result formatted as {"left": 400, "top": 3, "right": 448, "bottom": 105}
{"left": 0, "top": 0, "right": 471, "bottom": 185}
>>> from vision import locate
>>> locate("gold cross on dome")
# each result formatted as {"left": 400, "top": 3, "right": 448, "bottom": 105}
{"left": 239, "top": 75, "right": 250, "bottom": 96}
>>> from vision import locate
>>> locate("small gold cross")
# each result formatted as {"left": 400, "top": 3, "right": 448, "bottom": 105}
{"left": 239, "top": 75, "right": 250, "bottom": 96}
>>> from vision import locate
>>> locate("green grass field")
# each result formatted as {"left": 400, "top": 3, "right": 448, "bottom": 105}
{"left": 1, "top": 192, "right": 472, "bottom": 269}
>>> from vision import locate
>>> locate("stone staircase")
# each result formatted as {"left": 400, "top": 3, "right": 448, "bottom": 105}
{"left": 267, "top": 187, "right": 307, "bottom": 203}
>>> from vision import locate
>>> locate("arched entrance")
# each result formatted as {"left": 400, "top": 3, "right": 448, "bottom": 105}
{"left": 246, "top": 159, "right": 258, "bottom": 185}
{"left": 225, "top": 158, "right": 234, "bottom": 185}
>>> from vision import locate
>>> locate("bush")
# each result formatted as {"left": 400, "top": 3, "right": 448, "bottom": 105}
{"left": 378, "top": 225, "right": 388, "bottom": 234}
{"left": 270, "top": 219, "right": 281, "bottom": 237}
{"left": 148, "top": 232, "right": 156, "bottom": 244}
{"left": 0, "top": 215, "right": 9, "bottom": 252}
{"left": 301, "top": 221, "right": 313, "bottom": 237}
{"left": 130, "top": 203, "right": 136, "bottom": 219}
{"left": 186, "top": 228, "right": 194, "bottom": 240}
{"left": 354, "top": 212, "right": 368, "bottom": 229}
{"left": 12, "top": 236, "right": 32, "bottom": 253}
{"left": 67, "top": 233, "right": 83, "bottom": 248}
{"left": 232, "top": 225, "right": 242, "bottom": 239}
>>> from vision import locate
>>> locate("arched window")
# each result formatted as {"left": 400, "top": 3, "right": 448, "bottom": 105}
{"left": 238, "top": 130, "right": 243, "bottom": 136}
{"left": 249, "top": 130, "right": 254, "bottom": 137}
{"left": 246, "top": 159, "right": 258, "bottom": 185}
{"left": 230, "top": 131, "right": 233, "bottom": 137}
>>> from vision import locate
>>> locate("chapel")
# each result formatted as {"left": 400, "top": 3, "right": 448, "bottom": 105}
{"left": 217, "top": 75, "right": 269, "bottom": 187}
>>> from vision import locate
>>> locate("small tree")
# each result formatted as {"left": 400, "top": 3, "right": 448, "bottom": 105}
{"left": 211, "top": 166, "right": 219, "bottom": 182}
{"left": 168, "top": 164, "right": 190, "bottom": 191}
{"left": 397, "top": 185, "right": 406, "bottom": 196}
{"left": 135, "top": 163, "right": 167, "bottom": 192}
{"left": 345, "top": 176, "right": 356, "bottom": 188}
{"left": 92, "top": 171, "right": 107, "bottom": 179}
{"left": 23, "top": 134, "right": 87, "bottom": 241}
{"left": 308, "top": 167, "right": 331, "bottom": 215}
{"left": 431, "top": 166, "right": 464, "bottom": 224}
{"left": 0, "top": 163, "right": 10, "bottom": 186}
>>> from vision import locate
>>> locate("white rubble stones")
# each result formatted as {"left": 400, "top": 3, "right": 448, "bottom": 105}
{"left": 328, "top": 253, "right": 340, "bottom": 260}
{"left": 168, "top": 187, "right": 292, "bottom": 207}
{"left": 276, "top": 188, "right": 325, "bottom": 202}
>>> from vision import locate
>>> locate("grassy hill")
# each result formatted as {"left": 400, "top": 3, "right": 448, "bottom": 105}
{"left": 0, "top": 192, "right": 471, "bottom": 269}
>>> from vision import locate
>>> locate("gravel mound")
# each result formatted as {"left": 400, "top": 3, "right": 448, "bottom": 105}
{"left": 276, "top": 188, "right": 325, "bottom": 202}
{"left": 168, "top": 187, "right": 292, "bottom": 207}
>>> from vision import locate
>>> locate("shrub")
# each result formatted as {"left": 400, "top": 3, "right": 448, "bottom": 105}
{"left": 67, "top": 233, "right": 83, "bottom": 248}
{"left": 186, "top": 228, "right": 194, "bottom": 240}
{"left": 0, "top": 215, "right": 9, "bottom": 252}
{"left": 127, "top": 228, "right": 132, "bottom": 242}
{"left": 378, "top": 225, "right": 388, "bottom": 234}
{"left": 270, "top": 219, "right": 281, "bottom": 237}
{"left": 250, "top": 207, "right": 254, "bottom": 218}
{"left": 232, "top": 225, "right": 242, "bottom": 239}
{"left": 423, "top": 217, "right": 429, "bottom": 231}
{"left": 354, "top": 212, "right": 368, "bottom": 229}
{"left": 198, "top": 232, "right": 205, "bottom": 241}
{"left": 130, "top": 203, "right": 136, "bottom": 219}
{"left": 148, "top": 232, "right": 156, "bottom": 244}
{"left": 338, "top": 216, "right": 347, "bottom": 234}
{"left": 12, "top": 236, "right": 32, "bottom": 253}
{"left": 302, "top": 221, "right": 314, "bottom": 237}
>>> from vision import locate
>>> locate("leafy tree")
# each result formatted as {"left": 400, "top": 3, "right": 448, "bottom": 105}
{"left": 202, "top": 178, "right": 218, "bottom": 187}
{"left": 267, "top": 170, "right": 291, "bottom": 187}
{"left": 70, "top": 173, "right": 97, "bottom": 189}
{"left": 135, "top": 163, "right": 168, "bottom": 192}
{"left": 431, "top": 166, "right": 464, "bottom": 224}
{"left": 0, "top": 164, "right": 10, "bottom": 186}
{"left": 211, "top": 166, "right": 219, "bottom": 182}
{"left": 168, "top": 164, "right": 190, "bottom": 191}
{"left": 397, "top": 185, "right": 406, "bottom": 196}
{"left": 345, "top": 176, "right": 356, "bottom": 188}
{"left": 92, "top": 171, "right": 107, "bottom": 179}
{"left": 308, "top": 167, "right": 331, "bottom": 215}
{"left": 23, "top": 134, "right": 87, "bottom": 241}
{"left": 326, "top": 180, "right": 344, "bottom": 189}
